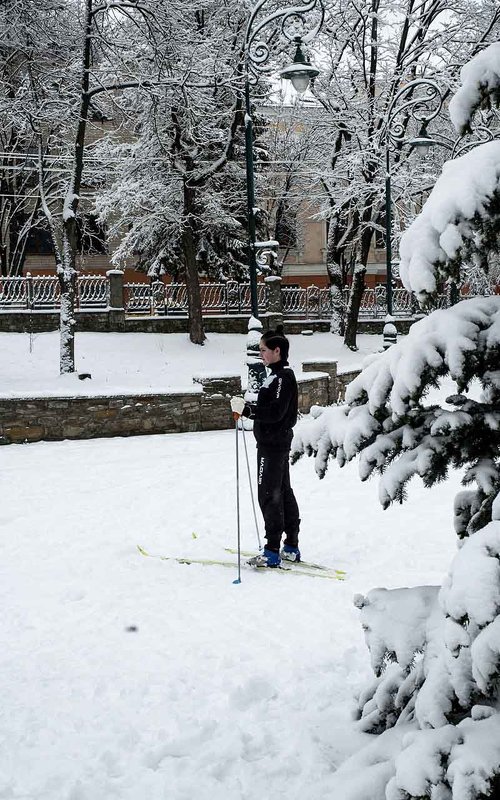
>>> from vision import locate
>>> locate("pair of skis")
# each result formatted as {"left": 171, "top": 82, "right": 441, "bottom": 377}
{"left": 137, "top": 545, "right": 346, "bottom": 581}
{"left": 139, "top": 420, "right": 348, "bottom": 584}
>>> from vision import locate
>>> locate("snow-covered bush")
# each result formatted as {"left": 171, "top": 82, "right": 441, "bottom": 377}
{"left": 292, "top": 43, "right": 500, "bottom": 800}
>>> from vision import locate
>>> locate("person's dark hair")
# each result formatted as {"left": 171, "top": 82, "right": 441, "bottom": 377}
{"left": 261, "top": 325, "right": 290, "bottom": 361}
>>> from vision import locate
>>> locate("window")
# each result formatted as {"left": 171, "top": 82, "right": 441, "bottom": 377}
{"left": 26, "top": 224, "right": 53, "bottom": 255}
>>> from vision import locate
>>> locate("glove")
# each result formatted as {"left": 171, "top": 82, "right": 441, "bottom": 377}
{"left": 230, "top": 396, "right": 246, "bottom": 416}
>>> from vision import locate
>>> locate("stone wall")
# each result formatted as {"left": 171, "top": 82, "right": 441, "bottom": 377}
{"left": 0, "top": 392, "right": 203, "bottom": 444}
{"left": 0, "top": 309, "right": 415, "bottom": 335}
{"left": 0, "top": 361, "right": 361, "bottom": 445}
{"left": 0, "top": 310, "right": 286, "bottom": 335}
{"left": 297, "top": 374, "right": 330, "bottom": 410}
{"left": 336, "top": 368, "right": 362, "bottom": 402}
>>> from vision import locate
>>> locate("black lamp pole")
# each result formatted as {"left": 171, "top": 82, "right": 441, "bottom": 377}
{"left": 382, "top": 79, "right": 444, "bottom": 348}
{"left": 243, "top": 0, "right": 324, "bottom": 396}
{"left": 244, "top": 79, "right": 260, "bottom": 320}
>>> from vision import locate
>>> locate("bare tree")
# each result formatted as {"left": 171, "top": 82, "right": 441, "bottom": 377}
{"left": 96, "top": 0, "right": 262, "bottom": 345}
{"left": 307, "top": 0, "right": 500, "bottom": 348}
{"left": 0, "top": 1, "right": 48, "bottom": 276}
{"left": 1, "top": 0, "right": 194, "bottom": 369}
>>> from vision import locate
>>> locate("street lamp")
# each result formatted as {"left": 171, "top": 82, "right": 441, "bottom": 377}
{"left": 408, "top": 120, "right": 437, "bottom": 158}
{"left": 279, "top": 36, "right": 320, "bottom": 93}
{"left": 381, "top": 79, "right": 444, "bottom": 348}
{"left": 243, "top": 0, "right": 324, "bottom": 397}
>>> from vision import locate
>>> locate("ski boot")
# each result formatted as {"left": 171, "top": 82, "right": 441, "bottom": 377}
{"left": 280, "top": 545, "right": 301, "bottom": 563}
{"left": 247, "top": 548, "right": 281, "bottom": 568}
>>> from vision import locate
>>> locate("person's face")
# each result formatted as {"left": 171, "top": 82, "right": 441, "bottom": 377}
{"left": 259, "top": 340, "right": 281, "bottom": 366}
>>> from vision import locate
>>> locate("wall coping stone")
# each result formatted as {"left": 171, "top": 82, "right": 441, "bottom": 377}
{"left": 338, "top": 367, "right": 362, "bottom": 376}
{"left": 301, "top": 358, "right": 338, "bottom": 366}
{"left": 0, "top": 387, "right": 203, "bottom": 402}
{"left": 193, "top": 371, "right": 242, "bottom": 381}
{"left": 297, "top": 371, "right": 329, "bottom": 381}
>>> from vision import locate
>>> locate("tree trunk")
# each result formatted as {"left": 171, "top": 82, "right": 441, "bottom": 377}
{"left": 59, "top": 268, "right": 77, "bottom": 374}
{"left": 326, "top": 220, "right": 346, "bottom": 335}
{"left": 343, "top": 262, "right": 366, "bottom": 350}
{"left": 59, "top": 221, "right": 78, "bottom": 374}
{"left": 182, "top": 179, "right": 206, "bottom": 345}
{"left": 56, "top": 0, "right": 93, "bottom": 373}
{"left": 343, "top": 201, "right": 373, "bottom": 350}
{"left": 329, "top": 282, "right": 345, "bottom": 336}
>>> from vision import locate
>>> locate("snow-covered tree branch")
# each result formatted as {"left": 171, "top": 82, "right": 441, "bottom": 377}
{"left": 297, "top": 0, "right": 500, "bottom": 348}
{"left": 94, "top": 0, "right": 253, "bottom": 345}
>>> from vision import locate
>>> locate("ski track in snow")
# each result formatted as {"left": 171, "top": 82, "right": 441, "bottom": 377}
{"left": 1, "top": 428, "right": 460, "bottom": 799}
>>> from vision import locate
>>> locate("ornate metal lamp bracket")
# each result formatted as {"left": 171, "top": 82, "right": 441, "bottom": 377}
{"left": 382, "top": 79, "right": 444, "bottom": 153}
{"left": 245, "top": 0, "right": 324, "bottom": 85}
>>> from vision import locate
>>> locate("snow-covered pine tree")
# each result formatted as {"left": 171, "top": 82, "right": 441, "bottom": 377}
{"left": 292, "top": 42, "right": 500, "bottom": 800}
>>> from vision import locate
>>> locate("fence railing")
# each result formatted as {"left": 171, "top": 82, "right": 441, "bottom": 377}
{"left": 342, "top": 286, "right": 417, "bottom": 318}
{"left": 281, "top": 285, "right": 417, "bottom": 318}
{"left": 281, "top": 285, "right": 332, "bottom": 317}
{"left": 0, "top": 274, "right": 108, "bottom": 310}
{"left": 124, "top": 280, "right": 267, "bottom": 315}
{"left": 0, "top": 274, "right": 486, "bottom": 318}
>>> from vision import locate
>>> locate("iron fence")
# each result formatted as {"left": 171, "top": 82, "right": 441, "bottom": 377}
{"left": 77, "top": 275, "right": 108, "bottom": 308}
{"left": 281, "top": 285, "right": 416, "bottom": 319}
{"left": 123, "top": 280, "right": 267, "bottom": 315}
{"left": 0, "top": 275, "right": 488, "bottom": 318}
{"left": 281, "top": 285, "right": 332, "bottom": 317}
{"left": 0, "top": 274, "right": 108, "bottom": 310}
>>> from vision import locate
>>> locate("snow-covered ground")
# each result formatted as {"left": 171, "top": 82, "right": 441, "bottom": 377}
{"left": 1, "top": 330, "right": 463, "bottom": 798}
{"left": 2, "top": 424, "right": 460, "bottom": 799}
{"left": 0, "top": 331, "right": 382, "bottom": 398}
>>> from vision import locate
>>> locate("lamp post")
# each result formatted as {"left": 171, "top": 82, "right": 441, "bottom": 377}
{"left": 381, "top": 79, "right": 444, "bottom": 348}
{"left": 243, "top": 0, "right": 324, "bottom": 397}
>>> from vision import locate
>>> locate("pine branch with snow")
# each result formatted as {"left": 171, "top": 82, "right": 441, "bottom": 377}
{"left": 449, "top": 43, "right": 500, "bottom": 136}
{"left": 293, "top": 298, "right": 500, "bottom": 515}
{"left": 399, "top": 143, "right": 500, "bottom": 305}
{"left": 292, "top": 193, "right": 500, "bottom": 800}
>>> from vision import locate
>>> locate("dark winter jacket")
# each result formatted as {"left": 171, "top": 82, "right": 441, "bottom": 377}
{"left": 243, "top": 360, "right": 298, "bottom": 452}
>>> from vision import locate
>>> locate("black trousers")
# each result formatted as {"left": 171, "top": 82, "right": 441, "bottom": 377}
{"left": 257, "top": 448, "right": 300, "bottom": 553}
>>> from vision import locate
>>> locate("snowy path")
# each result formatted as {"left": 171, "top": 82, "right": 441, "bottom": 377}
{"left": 1, "top": 430, "right": 460, "bottom": 799}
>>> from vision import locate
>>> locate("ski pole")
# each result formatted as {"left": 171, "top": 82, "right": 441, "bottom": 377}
{"left": 233, "top": 414, "right": 242, "bottom": 584}
{"left": 241, "top": 422, "right": 262, "bottom": 551}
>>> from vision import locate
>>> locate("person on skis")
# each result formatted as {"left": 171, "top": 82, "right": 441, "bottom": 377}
{"left": 231, "top": 325, "right": 301, "bottom": 568}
